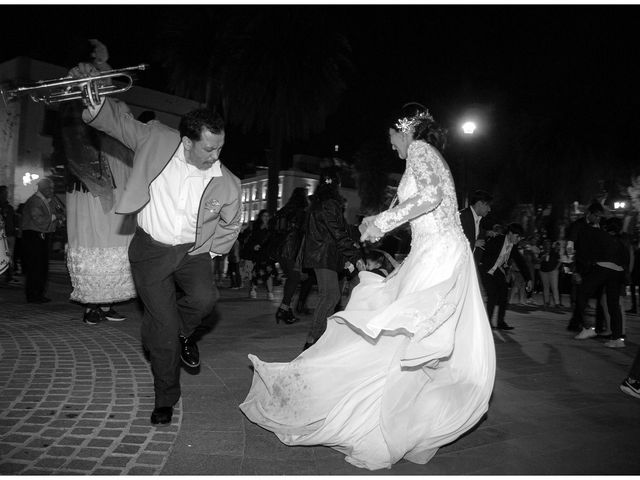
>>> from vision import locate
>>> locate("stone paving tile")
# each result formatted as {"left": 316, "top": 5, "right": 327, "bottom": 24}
{"left": 0, "top": 301, "right": 182, "bottom": 475}
{"left": 3, "top": 265, "right": 640, "bottom": 475}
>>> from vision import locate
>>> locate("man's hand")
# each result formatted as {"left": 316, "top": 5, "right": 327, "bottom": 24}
{"left": 89, "top": 39, "right": 109, "bottom": 66}
{"left": 68, "top": 62, "right": 100, "bottom": 79}
{"left": 475, "top": 239, "right": 486, "bottom": 249}
{"left": 68, "top": 61, "right": 109, "bottom": 110}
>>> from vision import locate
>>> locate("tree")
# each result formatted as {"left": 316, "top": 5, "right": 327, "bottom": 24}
{"left": 353, "top": 137, "right": 397, "bottom": 215}
{"left": 223, "top": 7, "right": 353, "bottom": 213}
{"left": 152, "top": 6, "right": 245, "bottom": 110}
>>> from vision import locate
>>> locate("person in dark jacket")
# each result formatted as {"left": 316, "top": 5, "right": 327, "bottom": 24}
{"left": 301, "top": 167, "right": 364, "bottom": 350}
{"left": 272, "top": 187, "right": 310, "bottom": 324}
{"left": 481, "top": 222, "right": 532, "bottom": 330}
{"left": 572, "top": 216, "right": 630, "bottom": 347}
{"left": 459, "top": 189, "right": 492, "bottom": 266}
{"left": 566, "top": 201, "right": 607, "bottom": 334}
{"left": 244, "top": 209, "right": 276, "bottom": 300}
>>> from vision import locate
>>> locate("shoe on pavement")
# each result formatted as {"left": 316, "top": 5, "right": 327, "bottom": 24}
{"left": 574, "top": 327, "right": 597, "bottom": 340}
{"left": 620, "top": 378, "right": 640, "bottom": 399}
{"left": 179, "top": 335, "right": 200, "bottom": 368}
{"left": 103, "top": 308, "right": 126, "bottom": 322}
{"left": 604, "top": 338, "right": 625, "bottom": 348}
{"left": 83, "top": 308, "right": 103, "bottom": 325}
{"left": 150, "top": 406, "right": 173, "bottom": 425}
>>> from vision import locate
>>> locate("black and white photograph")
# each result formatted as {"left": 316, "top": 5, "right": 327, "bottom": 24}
{"left": 0, "top": 1, "right": 639, "bottom": 475}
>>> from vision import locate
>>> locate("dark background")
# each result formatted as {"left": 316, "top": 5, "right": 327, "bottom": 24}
{"left": 2, "top": 4, "right": 639, "bottom": 219}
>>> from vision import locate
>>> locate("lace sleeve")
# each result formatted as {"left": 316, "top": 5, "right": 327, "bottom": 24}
{"left": 373, "top": 141, "right": 444, "bottom": 233}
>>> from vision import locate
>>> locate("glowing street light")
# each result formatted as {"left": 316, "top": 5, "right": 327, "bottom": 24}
{"left": 459, "top": 120, "right": 478, "bottom": 207}
{"left": 462, "top": 121, "right": 477, "bottom": 135}
{"left": 22, "top": 172, "right": 39, "bottom": 186}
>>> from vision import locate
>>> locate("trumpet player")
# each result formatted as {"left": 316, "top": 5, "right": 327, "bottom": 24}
{"left": 70, "top": 54, "right": 243, "bottom": 426}
{"left": 62, "top": 39, "right": 137, "bottom": 327}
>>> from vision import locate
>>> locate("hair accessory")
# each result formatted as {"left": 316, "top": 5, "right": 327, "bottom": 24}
{"left": 395, "top": 110, "right": 434, "bottom": 134}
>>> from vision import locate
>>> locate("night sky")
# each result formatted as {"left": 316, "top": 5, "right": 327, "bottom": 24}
{"left": 2, "top": 3, "right": 640, "bottom": 205}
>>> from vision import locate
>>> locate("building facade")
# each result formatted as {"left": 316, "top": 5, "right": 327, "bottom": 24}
{"left": 240, "top": 169, "right": 362, "bottom": 226}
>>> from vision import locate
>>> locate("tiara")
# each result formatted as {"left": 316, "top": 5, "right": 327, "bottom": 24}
{"left": 395, "top": 110, "right": 434, "bottom": 134}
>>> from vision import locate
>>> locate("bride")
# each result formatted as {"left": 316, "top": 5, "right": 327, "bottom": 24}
{"left": 239, "top": 103, "right": 496, "bottom": 470}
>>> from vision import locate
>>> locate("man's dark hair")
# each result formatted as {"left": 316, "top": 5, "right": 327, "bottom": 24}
{"left": 179, "top": 108, "right": 225, "bottom": 140}
{"left": 506, "top": 222, "right": 524, "bottom": 236}
{"left": 469, "top": 190, "right": 493, "bottom": 205}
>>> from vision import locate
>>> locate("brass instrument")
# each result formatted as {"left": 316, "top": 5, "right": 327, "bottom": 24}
{"left": 0, "top": 64, "right": 149, "bottom": 108}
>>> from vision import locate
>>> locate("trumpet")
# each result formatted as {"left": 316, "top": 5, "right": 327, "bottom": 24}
{"left": 0, "top": 63, "right": 149, "bottom": 108}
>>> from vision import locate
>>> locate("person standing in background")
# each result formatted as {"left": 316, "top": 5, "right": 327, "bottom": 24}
{"left": 21, "top": 178, "right": 61, "bottom": 303}
{"left": 62, "top": 39, "right": 137, "bottom": 325}
{"left": 0, "top": 186, "right": 17, "bottom": 282}
{"left": 272, "top": 187, "right": 310, "bottom": 325}
{"left": 459, "top": 189, "right": 492, "bottom": 266}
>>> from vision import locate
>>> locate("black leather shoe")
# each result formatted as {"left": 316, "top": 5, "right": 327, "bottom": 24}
{"left": 179, "top": 335, "right": 200, "bottom": 368}
{"left": 497, "top": 323, "right": 514, "bottom": 330}
{"left": 150, "top": 406, "right": 173, "bottom": 425}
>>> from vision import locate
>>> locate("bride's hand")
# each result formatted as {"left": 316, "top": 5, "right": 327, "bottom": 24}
{"left": 358, "top": 215, "right": 376, "bottom": 235}
{"left": 360, "top": 223, "right": 383, "bottom": 243}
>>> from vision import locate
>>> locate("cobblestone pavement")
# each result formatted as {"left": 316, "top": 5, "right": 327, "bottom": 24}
{"left": 0, "top": 274, "right": 181, "bottom": 475}
{"left": 2, "top": 262, "right": 640, "bottom": 475}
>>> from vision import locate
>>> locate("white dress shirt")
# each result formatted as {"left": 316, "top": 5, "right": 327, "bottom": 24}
{"left": 470, "top": 205, "right": 481, "bottom": 240}
{"left": 488, "top": 237, "right": 514, "bottom": 275}
{"left": 138, "top": 144, "right": 222, "bottom": 245}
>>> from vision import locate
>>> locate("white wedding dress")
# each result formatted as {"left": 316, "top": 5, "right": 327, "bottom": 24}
{"left": 239, "top": 140, "right": 496, "bottom": 470}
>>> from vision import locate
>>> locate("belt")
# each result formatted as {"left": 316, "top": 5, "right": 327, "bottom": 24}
{"left": 135, "top": 226, "right": 193, "bottom": 249}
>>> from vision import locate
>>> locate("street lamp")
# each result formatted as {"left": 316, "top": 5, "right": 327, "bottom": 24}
{"left": 462, "top": 121, "right": 477, "bottom": 135}
{"left": 460, "top": 120, "right": 476, "bottom": 207}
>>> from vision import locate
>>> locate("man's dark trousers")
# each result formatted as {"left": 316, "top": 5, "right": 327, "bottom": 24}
{"left": 482, "top": 269, "right": 509, "bottom": 326}
{"left": 22, "top": 230, "right": 50, "bottom": 301}
{"left": 129, "top": 227, "right": 217, "bottom": 408}
{"left": 570, "top": 264, "right": 623, "bottom": 337}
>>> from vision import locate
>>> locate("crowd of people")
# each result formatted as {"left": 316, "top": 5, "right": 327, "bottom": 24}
{"left": 1, "top": 39, "right": 639, "bottom": 471}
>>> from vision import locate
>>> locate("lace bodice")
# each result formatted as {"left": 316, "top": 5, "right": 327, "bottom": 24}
{"left": 374, "top": 141, "right": 465, "bottom": 247}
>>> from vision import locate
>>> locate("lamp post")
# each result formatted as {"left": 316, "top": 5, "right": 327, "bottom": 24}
{"left": 460, "top": 121, "right": 476, "bottom": 207}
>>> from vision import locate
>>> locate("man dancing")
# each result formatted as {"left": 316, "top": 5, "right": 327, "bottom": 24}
{"left": 71, "top": 62, "right": 242, "bottom": 425}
